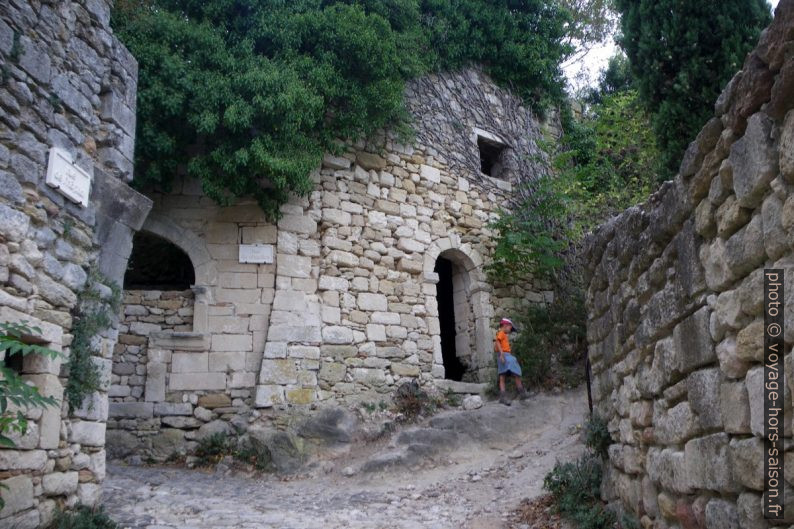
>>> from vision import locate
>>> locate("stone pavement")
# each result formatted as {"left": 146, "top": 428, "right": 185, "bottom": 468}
{"left": 103, "top": 389, "right": 587, "bottom": 529}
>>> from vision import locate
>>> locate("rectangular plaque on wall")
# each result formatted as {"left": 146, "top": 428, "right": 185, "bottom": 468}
{"left": 239, "top": 244, "right": 274, "bottom": 264}
{"left": 45, "top": 147, "right": 92, "bottom": 207}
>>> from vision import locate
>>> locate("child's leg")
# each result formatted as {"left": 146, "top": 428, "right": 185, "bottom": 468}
{"left": 515, "top": 374, "right": 528, "bottom": 399}
{"left": 498, "top": 375, "right": 511, "bottom": 405}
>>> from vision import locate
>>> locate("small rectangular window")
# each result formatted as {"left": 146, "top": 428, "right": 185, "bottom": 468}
{"left": 477, "top": 135, "right": 507, "bottom": 178}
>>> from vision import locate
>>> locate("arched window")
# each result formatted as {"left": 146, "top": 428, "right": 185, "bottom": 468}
{"left": 124, "top": 232, "right": 195, "bottom": 290}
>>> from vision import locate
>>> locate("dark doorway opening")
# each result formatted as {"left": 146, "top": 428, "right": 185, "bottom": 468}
{"left": 435, "top": 256, "right": 466, "bottom": 381}
{"left": 124, "top": 232, "right": 195, "bottom": 290}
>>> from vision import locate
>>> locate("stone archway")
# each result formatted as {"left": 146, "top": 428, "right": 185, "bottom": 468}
{"left": 423, "top": 237, "right": 494, "bottom": 383}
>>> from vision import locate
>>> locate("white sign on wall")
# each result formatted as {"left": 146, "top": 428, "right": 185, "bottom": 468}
{"left": 45, "top": 147, "right": 92, "bottom": 207}
{"left": 239, "top": 244, "right": 274, "bottom": 264}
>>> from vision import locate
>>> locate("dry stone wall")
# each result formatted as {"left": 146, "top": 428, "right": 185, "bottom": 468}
{"left": 107, "top": 68, "right": 556, "bottom": 456}
{"left": 584, "top": 3, "right": 794, "bottom": 527}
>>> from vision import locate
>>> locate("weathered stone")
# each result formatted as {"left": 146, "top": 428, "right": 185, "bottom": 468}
{"left": 674, "top": 307, "right": 716, "bottom": 374}
{"left": 736, "top": 492, "right": 765, "bottom": 529}
{"left": 297, "top": 407, "right": 357, "bottom": 444}
{"left": 746, "top": 365, "right": 791, "bottom": 437}
{"left": 254, "top": 385, "right": 284, "bottom": 408}
{"left": 197, "top": 420, "right": 234, "bottom": 440}
{"left": 197, "top": 393, "right": 232, "bottom": 409}
{"left": 154, "top": 402, "right": 193, "bottom": 416}
{"left": 646, "top": 448, "right": 691, "bottom": 494}
{"left": 687, "top": 368, "right": 722, "bottom": 429}
{"left": 278, "top": 214, "right": 317, "bottom": 235}
{"left": 720, "top": 380, "right": 750, "bottom": 433}
{"left": 161, "top": 416, "right": 202, "bottom": 429}
{"left": 704, "top": 499, "right": 739, "bottom": 529}
{"left": 356, "top": 152, "right": 387, "bottom": 170}
{"left": 70, "top": 421, "right": 106, "bottom": 446}
{"left": 357, "top": 293, "right": 388, "bottom": 311}
{"left": 109, "top": 402, "right": 154, "bottom": 419}
{"left": 730, "top": 112, "right": 778, "bottom": 208}
{"left": 684, "top": 433, "right": 737, "bottom": 492}
{"left": 322, "top": 326, "right": 354, "bottom": 345}
{"left": 0, "top": 475, "right": 33, "bottom": 517}
{"left": 781, "top": 110, "right": 794, "bottom": 184}
{"left": 654, "top": 402, "right": 701, "bottom": 445}
{"left": 42, "top": 472, "right": 78, "bottom": 496}
{"left": 728, "top": 437, "right": 764, "bottom": 490}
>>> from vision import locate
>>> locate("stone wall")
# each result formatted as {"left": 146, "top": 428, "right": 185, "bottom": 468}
{"left": 0, "top": 1, "right": 151, "bottom": 525}
{"left": 111, "top": 289, "right": 194, "bottom": 402}
{"left": 106, "top": 68, "right": 555, "bottom": 454}
{"left": 583, "top": 3, "right": 794, "bottom": 527}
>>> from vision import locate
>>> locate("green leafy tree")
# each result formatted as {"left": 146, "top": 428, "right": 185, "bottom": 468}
{"left": 113, "top": 0, "right": 572, "bottom": 219}
{"left": 614, "top": 0, "right": 771, "bottom": 176}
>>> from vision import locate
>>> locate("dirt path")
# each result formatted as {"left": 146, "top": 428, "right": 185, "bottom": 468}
{"left": 103, "top": 387, "right": 587, "bottom": 529}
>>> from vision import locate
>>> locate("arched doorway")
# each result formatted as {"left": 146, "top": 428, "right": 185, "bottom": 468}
{"left": 432, "top": 247, "right": 492, "bottom": 383}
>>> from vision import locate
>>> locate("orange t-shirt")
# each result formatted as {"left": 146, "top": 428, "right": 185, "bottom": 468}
{"left": 495, "top": 330, "right": 511, "bottom": 353}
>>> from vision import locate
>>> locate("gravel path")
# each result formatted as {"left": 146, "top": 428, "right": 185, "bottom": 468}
{"left": 103, "top": 388, "right": 587, "bottom": 529}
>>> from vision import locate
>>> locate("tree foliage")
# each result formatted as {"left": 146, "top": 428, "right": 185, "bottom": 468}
{"left": 614, "top": 0, "right": 771, "bottom": 176}
{"left": 113, "top": 0, "right": 572, "bottom": 218}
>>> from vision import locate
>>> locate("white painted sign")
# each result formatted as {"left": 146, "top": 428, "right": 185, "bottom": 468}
{"left": 45, "top": 147, "right": 92, "bottom": 207}
{"left": 239, "top": 244, "right": 274, "bottom": 264}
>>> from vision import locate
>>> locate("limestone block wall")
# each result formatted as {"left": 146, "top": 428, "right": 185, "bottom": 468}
{"left": 111, "top": 289, "right": 194, "bottom": 402}
{"left": 106, "top": 68, "right": 555, "bottom": 454}
{"left": 0, "top": 1, "right": 151, "bottom": 525}
{"left": 583, "top": 3, "right": 794, "bottom": 527}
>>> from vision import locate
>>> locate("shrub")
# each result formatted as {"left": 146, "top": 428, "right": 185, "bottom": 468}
{"left": 585, "top": 415, "right": 611, "bottom": 459}
{"left": 194, "top": 432, "right": 273, "bottom": 471}
{"left": 543, "top": 453, "right": 614, "bottom": 529}
{"left": 392, "top": 380, "right": 437, "bottom": 422}
{"left": 510, "top": 288, "right": 587, "bottom": 390}
{"left": 194, "top": 432, "right": 234, "bottom": 467}
{"left": 235, "top": 437, "right": 273, "bottom": 472}
{"left": 50, "top": 506, "right": 118, "bottom": 529}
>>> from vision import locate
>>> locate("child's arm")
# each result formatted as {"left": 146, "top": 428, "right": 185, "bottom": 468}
{"left": 494, "top": 335, "right": 505, "bottom": 363}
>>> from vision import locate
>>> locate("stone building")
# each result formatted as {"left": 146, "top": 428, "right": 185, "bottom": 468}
{"left": 106, "top": 68, "right": 556, "bottom": 458}
{"left": 584, "top": 2, "right": 794, "bottom": 527}
{"left": 0, "top": 0, "right": 557, "bottom": 519}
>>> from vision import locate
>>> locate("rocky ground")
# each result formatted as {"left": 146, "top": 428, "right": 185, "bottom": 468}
{"left": 103, "top": 387, "right": 587, "bottom": 529}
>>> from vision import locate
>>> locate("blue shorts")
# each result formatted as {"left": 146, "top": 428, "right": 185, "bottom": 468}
{"left": 497, "top": 353, "right": 522, "bottom": 377}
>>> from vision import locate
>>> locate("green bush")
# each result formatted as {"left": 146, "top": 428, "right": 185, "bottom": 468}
{"left": 50, "top": 506, "right": 118, "bottom": 529}
{"left": 543, "top": 453, "right": 614, "bottom": 529}
{"left": 510, "top": 288, "right": 587, "bottom": 389}
{"left": 585, "top": 415, "right": 611, "bottom": 459}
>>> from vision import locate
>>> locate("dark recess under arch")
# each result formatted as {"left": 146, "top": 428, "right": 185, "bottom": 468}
{"left": 124, "top": 231, "right": 195, "bottom": 290}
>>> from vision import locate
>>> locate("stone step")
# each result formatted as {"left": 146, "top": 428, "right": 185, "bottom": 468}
{"left": 434, "top": 380, "right": 489, "bottom": 395}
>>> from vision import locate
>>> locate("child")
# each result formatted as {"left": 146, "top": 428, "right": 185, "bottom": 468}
{"left": 494, "top": 318, "right": 528, "bottom": 406}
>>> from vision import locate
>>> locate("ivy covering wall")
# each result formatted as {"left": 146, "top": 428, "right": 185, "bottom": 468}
{"left": 113, "top": 0, "right": 573, "bottom": 219}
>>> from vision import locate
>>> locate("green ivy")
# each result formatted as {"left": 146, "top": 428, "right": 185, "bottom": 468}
{"left": 112, "top": 0, "right": 572, "bottom": 219}
{"left": 66, "top": 270, "right": 122, "bottom": 412}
